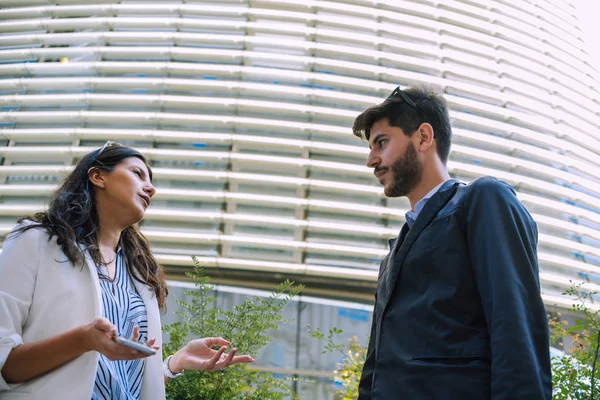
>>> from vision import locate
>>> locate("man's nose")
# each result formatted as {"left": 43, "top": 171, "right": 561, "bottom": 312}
{"left": 366, "top": 150, "right": 379, "bottom": 169}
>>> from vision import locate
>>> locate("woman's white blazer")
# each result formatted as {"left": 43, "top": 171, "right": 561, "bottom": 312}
{"left": 0, "top": 224, "right": 165, "bottom": 399}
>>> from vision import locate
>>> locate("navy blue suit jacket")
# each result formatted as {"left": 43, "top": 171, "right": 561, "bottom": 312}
{"left": 358, "top": 177, "right": 551, "bottom": 400}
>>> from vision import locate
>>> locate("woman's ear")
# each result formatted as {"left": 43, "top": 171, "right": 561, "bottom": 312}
{"left": 88, "top": 167, "right": 106, "bottom": 189}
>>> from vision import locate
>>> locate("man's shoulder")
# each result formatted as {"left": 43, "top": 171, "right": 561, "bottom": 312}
{"left": 456, "top": 176, "right": 533, "bottom": 226}
{"left": 458, "top": 176, "right": 516, "bottom": 201}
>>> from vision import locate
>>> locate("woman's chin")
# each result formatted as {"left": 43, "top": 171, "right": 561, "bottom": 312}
{"left": 121, "top": 209, "right": 145, "bottom": 227}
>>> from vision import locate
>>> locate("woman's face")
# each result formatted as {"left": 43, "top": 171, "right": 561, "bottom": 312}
{"left": 91, "top": 156, "right": 156, "bottom": 226}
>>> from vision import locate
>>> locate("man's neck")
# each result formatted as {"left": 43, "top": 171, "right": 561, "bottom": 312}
{"left": 407, "top": 168, "right": 450, "bottom": 210}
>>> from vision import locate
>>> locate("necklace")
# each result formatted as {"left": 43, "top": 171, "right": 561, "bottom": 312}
{"left": 97, "top": 251, "right": 118, "bottom": 281}
{"left": 98, "top": 254, "right": 117, "bottom": 266}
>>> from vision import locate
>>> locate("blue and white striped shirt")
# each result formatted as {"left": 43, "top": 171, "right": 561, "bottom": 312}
{"left": 92, "top": 250, "right": 148, "bottom": 400}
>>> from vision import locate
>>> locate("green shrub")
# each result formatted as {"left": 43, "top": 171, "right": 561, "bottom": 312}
{"left": 309, "top": 327, "right": 366, "bottom": 400}
{"left": 550, "top": 282, "right": 600, "bottom": 399}
{"left": 163, "top": 257, "right": 303, "bottom": 400}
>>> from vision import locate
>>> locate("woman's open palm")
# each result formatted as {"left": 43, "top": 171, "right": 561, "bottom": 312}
{"left": 179, "top": 337, "right": 255, "bottom": 372}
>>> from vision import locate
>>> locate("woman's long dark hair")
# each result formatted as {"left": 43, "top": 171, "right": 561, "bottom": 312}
{"left": 12, "top": 144, "right": 168, "bottom": 311}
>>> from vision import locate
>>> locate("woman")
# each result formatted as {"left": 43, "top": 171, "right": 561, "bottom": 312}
{"left": 0, "top": 142, "right": 254, "bottom": 399}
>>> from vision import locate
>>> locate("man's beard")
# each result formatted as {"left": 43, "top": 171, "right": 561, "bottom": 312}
{"left": 385, "top": 142, "right": 423, "bottom": 198}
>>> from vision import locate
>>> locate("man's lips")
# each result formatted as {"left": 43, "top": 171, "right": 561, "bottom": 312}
{"left": 375, "top": 170, "right": 388, "bottom": 181}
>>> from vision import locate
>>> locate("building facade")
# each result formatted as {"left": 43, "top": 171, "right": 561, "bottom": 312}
{"left": 1, "top": 0, "right": 599, "bottom": 397}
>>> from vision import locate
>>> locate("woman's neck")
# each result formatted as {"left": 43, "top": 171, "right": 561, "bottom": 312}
{"left": 97, "top": 218, "right": 122, "bottom": 253}
{"left": 95, "top": 200, "right": 125, "bottom": 252}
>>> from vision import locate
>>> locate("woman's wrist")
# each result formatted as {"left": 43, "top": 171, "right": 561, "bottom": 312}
{"left": 168, "top": 350, "right": 185, "bottom": 374}
{"left": 77, "top": 324, "right": 95, "bottom": 353}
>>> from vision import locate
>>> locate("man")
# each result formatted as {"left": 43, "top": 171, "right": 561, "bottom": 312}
{"left": 354, "top": 86, "right": 551, "bottom": 399}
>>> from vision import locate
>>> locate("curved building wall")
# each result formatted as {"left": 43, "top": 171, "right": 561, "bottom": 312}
{"left": 0, "top": 0, "right": 599, "bottom": 310}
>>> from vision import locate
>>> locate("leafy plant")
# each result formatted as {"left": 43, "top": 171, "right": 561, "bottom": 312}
{"left": 163, "top": 256, "right": 303, "bottom": 400}
{"left": 309, "top": 326, "right": 367, "bottom": 400}
{"left": 550, "top": 282, "right": 600, "bottom": 400}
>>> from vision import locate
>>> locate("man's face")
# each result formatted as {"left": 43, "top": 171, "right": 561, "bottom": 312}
{"left": 366, "top": 118, "right": 423, "bottom": 198}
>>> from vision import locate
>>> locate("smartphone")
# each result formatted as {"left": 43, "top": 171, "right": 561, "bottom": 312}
{"left": 114, "top": 336, "right": 157, "bottom": 356}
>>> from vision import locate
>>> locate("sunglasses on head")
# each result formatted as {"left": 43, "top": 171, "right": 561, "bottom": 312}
{"left": 89, "top": 140, "right": 123, "bottom": 167}
{"left": 89, "top": 140, "right": 123, "bottom": 166}
{"left": 386, "top": 86, "right": 430, "bottom": 125}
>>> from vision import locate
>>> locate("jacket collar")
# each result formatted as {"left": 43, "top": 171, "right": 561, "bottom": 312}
{"left": 380, "top": 179, "right": 460, "bottom": 316}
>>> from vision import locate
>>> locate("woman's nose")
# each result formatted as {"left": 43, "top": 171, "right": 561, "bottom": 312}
{"left": 144, "top": 184, "right": 156, "bottom": 198}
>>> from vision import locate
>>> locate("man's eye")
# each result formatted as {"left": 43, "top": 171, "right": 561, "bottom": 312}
{"left": 378, "top": 139, "right": 386, "bottom": 147}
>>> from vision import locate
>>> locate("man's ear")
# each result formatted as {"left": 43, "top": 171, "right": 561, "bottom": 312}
{"left": 417, "top": 123, "right": 435, "bottom": 152}
{"left": 88, "top": 167, "right": 106, "bottom": 189}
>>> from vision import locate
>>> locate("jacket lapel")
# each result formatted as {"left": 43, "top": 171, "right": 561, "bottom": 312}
{"left": 378, "top": 180, "right": 460, "bottom": 318}
{"left": 79, "top": 245, "right": 103, "bottom": 318}
{"left": 133, "top": 273, "right": 165, "bottom": 400}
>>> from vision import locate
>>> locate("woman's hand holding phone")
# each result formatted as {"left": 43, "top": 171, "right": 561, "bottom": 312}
{"left": 114, "top": 336, "right": 156, "bottom": 355}
{"left": 83, "top": 317, "right": 158, "bottom": 360}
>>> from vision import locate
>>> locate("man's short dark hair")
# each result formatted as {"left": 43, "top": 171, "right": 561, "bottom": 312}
{"left": 352, "top": 85, "right": 452, "bottom": 165}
